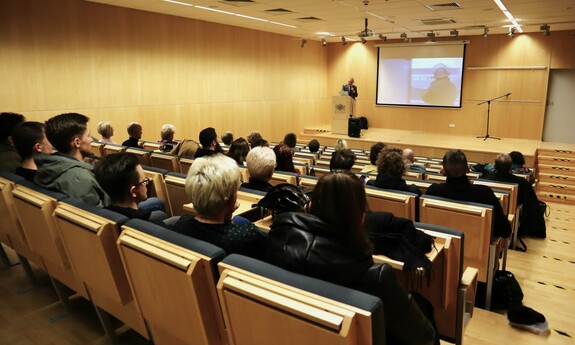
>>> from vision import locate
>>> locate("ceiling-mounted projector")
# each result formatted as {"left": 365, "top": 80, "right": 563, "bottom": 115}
{"left": 358, "top": 18, "right": 375, "bottom": 37}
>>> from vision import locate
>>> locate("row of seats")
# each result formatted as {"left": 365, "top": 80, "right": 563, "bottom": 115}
{"left": 0, "top": 170, "right": 478, "bottom": 344}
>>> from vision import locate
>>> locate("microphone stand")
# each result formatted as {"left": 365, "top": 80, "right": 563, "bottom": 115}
{"left": 477, "top": 93, "right": 510, "bottom": 141}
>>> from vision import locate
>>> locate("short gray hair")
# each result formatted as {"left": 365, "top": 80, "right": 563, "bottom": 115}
{"left": 97, "top": 121, "right": 113, "bottom": 138}
{"left": 160, "top": 124, "right": 175, "bottom": 140}
{"left": 185, "top": 154, "right": 241, "bottom": 217}
{"left": 246, "top": 146, "right": 276, "bottom": 181}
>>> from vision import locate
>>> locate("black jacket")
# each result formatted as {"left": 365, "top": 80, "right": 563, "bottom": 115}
{"left": 367, "top": 173, "right": 421, "bottom": 196}
{"left": 267, "top": 212, "right": 437, "bottom": 345}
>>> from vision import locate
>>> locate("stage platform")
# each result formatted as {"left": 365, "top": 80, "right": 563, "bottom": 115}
{"left": 299, "top": 125, "right": 575, "bottom": 166}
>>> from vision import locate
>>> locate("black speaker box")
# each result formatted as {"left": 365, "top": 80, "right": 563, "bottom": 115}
{"left": 348, "top": 118, "right": 361, "bottom": 138}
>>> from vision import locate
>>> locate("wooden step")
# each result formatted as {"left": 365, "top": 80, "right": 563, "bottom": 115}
{"left": 537, "top": 191, "right": 575, "bottom": 205}
{"left": 537, "top": 164, "right": 575, "bottom": 177}
{"left": 537, "top": 172, "right": 575, "bottom": 187}
{"left": 537, "top": 155, "right": 575, "bottom": 167}
{"left": 537, "top": 148, "right": 575, "bottom": 159}
{"left": 537, "top": 182, "right": 575, "bottom": 196}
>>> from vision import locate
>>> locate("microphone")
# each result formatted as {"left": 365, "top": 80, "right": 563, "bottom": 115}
{"left": 506, "top": 92, "right": 512, "bottom": 96}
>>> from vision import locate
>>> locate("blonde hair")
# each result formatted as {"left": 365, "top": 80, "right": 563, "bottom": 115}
{"left": 335, "top": 139, "right": 348, "bottom": 151}
{"left": 246, "top": 146, "right": 276, "bottom": 181}
{"left": 185, "top": 154, "right": 241, "bottom": 217}
{"left": 97, "top": 121, "right": 113, "bottom": 138}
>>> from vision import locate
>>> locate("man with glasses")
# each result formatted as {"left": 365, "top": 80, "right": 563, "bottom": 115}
{"left": 95, "top": 152, "right": 176, "bottom": 227}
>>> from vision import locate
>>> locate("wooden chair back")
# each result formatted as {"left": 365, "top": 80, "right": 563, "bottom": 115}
{"left": 151, "top": 152, "right": 181, "bottom": 173}
{"left": 90, "top": 142, "right": 105, "bottom": 158}
{"left": 142, "top": 166, "right": 171, "bottom": 216}
{"left": 164, "top": 173, "right": 191, "bottom": 216}
{"left": 53, "top": 199, "right": 148, "bottom": 337}
{"left": 103, "top": 144, "right": 127, "bottom": 156}
{"left": 143, "top": 142, "right": 163, "bottom": 151}
{"left": 126, "top": 148, "right": 152, "bottom": 167}
{"left": 118, "top": 220, "right": 227, "bottom": 345}
{"left": 217, "top": 254, "right": 385, "bottom": 345}
{"left": 365, "top": 187, "right": 417, "bottom": 221}
{"left": 12, "top": 184, "right": 87, "bottom": 296}
{"left": 270, "top": 172, "right": 298, "bottom": 187}
{"left": 179, "top": 158, "right": 194, "bottom": 175}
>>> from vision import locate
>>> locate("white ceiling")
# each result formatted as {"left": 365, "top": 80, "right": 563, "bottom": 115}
{"left": 84, "top": 0, "right": 575, "bottom": 42}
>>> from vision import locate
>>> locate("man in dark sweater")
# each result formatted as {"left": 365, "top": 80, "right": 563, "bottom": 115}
{"left": 426, "top": 149, "right": 511, "bottom": 239}
{"left": 194, "top": 127, "right": 223, "bottom": 158}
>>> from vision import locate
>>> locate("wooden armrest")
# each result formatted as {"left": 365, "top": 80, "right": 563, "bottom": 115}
{"left": 461, "top": 267, "right": 478, "bottom": 287}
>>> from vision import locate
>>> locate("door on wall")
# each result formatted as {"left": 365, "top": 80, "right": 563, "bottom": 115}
{"left": 543, "top": 69, "right": 575, "bottom": 144}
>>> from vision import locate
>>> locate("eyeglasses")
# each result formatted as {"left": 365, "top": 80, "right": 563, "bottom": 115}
{"left": 135, "top": 177, "right": 151, "bottom": 187}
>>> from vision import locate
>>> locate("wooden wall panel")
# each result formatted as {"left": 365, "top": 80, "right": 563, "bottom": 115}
{"left": 0, "top": 0, "right": 329, "bottom": 143}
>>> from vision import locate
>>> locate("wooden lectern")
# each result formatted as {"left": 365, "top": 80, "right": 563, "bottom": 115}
{"left": 332, "top": 95, "right": 352, "bottom": 135}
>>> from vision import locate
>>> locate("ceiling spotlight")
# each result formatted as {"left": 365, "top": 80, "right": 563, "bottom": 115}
{"left": 379, "top": 34, "right": 387, "bottom": 41}
{"left": 321, "top": 38, "right": 327, "bottom": 46}
{"left": 540, "top": 24, "right": 550, "bottom": 36}
{"left": 450, "top": 29, "right": 459, "bottom": 37}
{"left": 341, "top": 36, "right": 347, "bottom": 45}
{"left": 508, "top": 27, "right": 516, "bottom": 38}
{"left": 427, "top": 32, "right": 436, "bottom": 42}
{"left": 483, "top": 27, "right": 489, "bottom": 38}
{"left": 400, "top": 32, "right": 408, "bottom": 41}
{"left": 300, "top": 39, "right": 307, "bottom": 48}
{"left": 361, "top": 37, "right": 367, "bottom": 44}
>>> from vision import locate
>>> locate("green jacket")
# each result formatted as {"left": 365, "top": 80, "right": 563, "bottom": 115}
{"left": 34, "top": 153, "right": 111, "bottom": 207}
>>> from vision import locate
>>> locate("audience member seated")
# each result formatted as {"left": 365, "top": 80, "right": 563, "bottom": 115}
{"left": 221, "top": 131, "right": 234, "bottom": 146}
{"left": 194, "top": 127, "right": 223, "bottom": 158}
{"left": 283, "top": 132, "right": 297, "bottom": 150}
{"left": 274, "top": 144, "right": 297, "bottom": 174}
{"left": 227, "top": 138, "right": 250, "bottom": 166}
{"left": 122, "top": 122, "right": 143, "bottom": 148}
{"left": 158, "top": 123, "right": 178, "bottom": 152}
{"left": 307, "top": 139, "right": 320, "bottom": 153}
{"left": 170, "top": 139, "right": 200, "bottom": 157}
{"left": 94, "top": 152, "right": 178, "bottom": 228}
{"left": 367, "top": 149, "right": 421, "bottom": 195}
{"left": 252, "top": 138, "right": 269, "bottom": 147}
{"left": 0, "top": 112, "right": 25, "bottom": 173}
{"left": 329, "top": 148, "right": 356, "bottom": 171}
{"left": 483, "top": 153, "right": 538, "bottom": 208}
{"left": 267, "top": 171, "right": 438, "bottom": 345}
{"left": 426, "top": 149, "right": 511, "bottom": 239}
{"left": 361, "top": 142, "right": 385, "bottom": 174}
{"left": 246, "top": 131, "right": 263, "bottom": 148}
{"left": 403, "top": 148, "right": 427, "bottom": 176}
{"left": 11, "top": 121, "right": 53, "bottom": 181}
{"left": 334, "top": 138, "right": 348, "bottom": 152}
{"left": 173, "top": 154, "right": 267, "bottom": 259}
{"left": 241, "top": 146, "right": 275, "bottom": 193}
{"left": 35, "top": 113, "right": 111, "bottom": 207}
{"left": 97, "top": 121, "right": 117, "bottom": 144}
{"left": 509, "top": 150, "right": 533, "bottom": 176}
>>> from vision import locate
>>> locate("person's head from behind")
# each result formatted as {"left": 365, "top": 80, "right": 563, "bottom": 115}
{"left": 160, "top": 124, "right": 175, "bottom": 141}
{"left": 330, "top": 149, "right": 356, "bottom": 171}
{"left": 221, "top": 131, "right": 234, "bottom": 146}
{"left": 227, "top": 138, "right": 250, "bottom": 165}
{"left": 252, "top": 138, "right": 269, "bottom": 147}
{"left": 509, "top": 151, "right": 525, "bottom": 167}
{"left": 369, "top": 142, "right": 386, "bottom": 165}
{"left": 494, "top": 153, "right": 513, "bottom": 174}
{"left": 127, "top": 122, "right": 143, "bottom": 140}
{"left": 247, "top": 131, "right": 262, "bottom": 148}
{"left": 94, "top": 152, "right": 148, "bottom": 206}
{"left": 335, "top": 138, "right": 348, "bottom": 151}
{"left": 246, "top": 146, "right": 275, "bottom": 182}
{"left": 199, "top": 127, "right": 218, "bottom": 150}
{"left": 433, "top": 64, "right": 450, "bottom": 80}
{"left": 402, "top": 148, "right": 415, "bottom": 165}
{"left": 377, "top": 149, "right": 405, "bottom": 178}
{"left": 0, "top": 112, "right": 26, "bottom": 145}
{"left": 12, "top": 122, "right": 52, "bottom": 161}
{"left": 97, "top": 121, "right": 114, "bottom": 140}
{"left": 442, "top": 149, "right": 469, "bottom": 177}
{"left": 283, "top": 132, "right": 297, "bottom": 149}
{"left": 186, "top": 154, "right": 241, "bottom": 220}
{"left": 45, "top": 113, "right": 92, "bottom": 156}
{"left": 274, "top": 144, "right": 295, "bottom": 173}
{"left": 311, "top": 171, "right": 371, "bottom": 253}
{"left": 308, "top": 139, "right": 320, "bottom": 153}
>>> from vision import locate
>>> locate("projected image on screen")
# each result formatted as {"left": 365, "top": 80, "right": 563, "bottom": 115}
{"left": 376, "top": 44, "right": 465, "bottom": 108}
